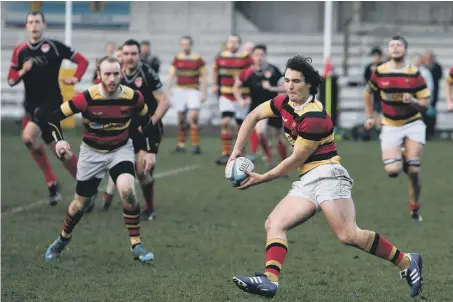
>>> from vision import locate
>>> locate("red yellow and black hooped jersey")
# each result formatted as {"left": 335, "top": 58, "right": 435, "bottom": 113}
{"left": 368, "top": 63, "right": 430, "bottom": 127}
{"left": 48, "top": 84, "right": 149, "bottom": 152}
{"left": 213, "top": 50, "right": 253, "bottom": 101}
{"left": 170, "top": 53, "right": 206, "bottom": 90}
{"left": 262, "top": 94, "right": 341, "bottom": 175}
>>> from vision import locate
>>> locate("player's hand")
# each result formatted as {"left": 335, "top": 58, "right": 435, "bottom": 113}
{"left": 20, "top": 59, "right": 33, "bottom": 76}
{"left": 227, "top": 149, "right": 243, "bottom": 165}
{"left": 211, "top": 84, "right": 218, "bottom": 94}
{"left": 142, "top": 152, "right": 156, "bottom": 174}
{"left": 364, "top": 118, "right": 375, "bottom": 130}
{"left": 447, "top": 101, "right": 453, "bottom": 112}
{"left": 61, "top": 77, "right": 79, "bottom": 85}
{"left": 237, "top": 170, "right": 265, "bottom": 190}
{"left": 402, "top": 93, "right": 414, "bottom": 104}
{"left": 55, "top": 140, "right": 71, "bottom": 159}
{"left": 262, "top": 80, "right": 271, "bottom": 90}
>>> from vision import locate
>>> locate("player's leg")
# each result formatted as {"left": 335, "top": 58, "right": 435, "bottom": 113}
{"left": 108, "top": 141, "right": 154, "bottom": 262}
{"left": 256, "top": 119, "right": 273, "bottom": 167}
{"left": 135, "top": 150, "right": 156, "bottom": 220}
{"left": 101, "top": 175, "right": 116, "bottom": 211}
{"left": 173, "top": 87, "right": 188, "bottom": 152}
{"left": 187, "top": 89, "right": 202, "bottom": 154}
{"left": 268, "top": 117, "right": 288, "bottom": 163}
{"left": 403, "top": 120, "right": 426, "bottom": 221}
{"left": 216, "top": 97, "right": 235, "bottom": 165}
{"left": 380, "top": 125, "right": 404, "bottom": 177}
{"left": 318, "top": 166, "right": 422, "bottom": 297}
{"left": 21, "top": 115, "right": 60, "bottom": 205}
{"left": 233, "top": 183, "right": 318, "bottom": 297}
{"left": 45, "top": 142, "right": 109, "bottom": 260}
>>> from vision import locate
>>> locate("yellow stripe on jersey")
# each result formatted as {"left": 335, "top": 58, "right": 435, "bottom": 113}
{"left": 61, "top": 102, "right": 73, "bottom": 117}
{"left": 177, "top": 69, "right": 202, "bottom": 77}
{"left": 88, "top": 85, "right": 135, "bottom": 101}
{"left": 220, "top": 86, "right": 250, "bottom": 94}
{"left": 84, "top": 119, "right": 131, "bottom": 131}
{"left": 138, "top": 104, "right": 148, "bottom": 117}
{"left": 176, "top": 83, "right": 200, "bottom": 89}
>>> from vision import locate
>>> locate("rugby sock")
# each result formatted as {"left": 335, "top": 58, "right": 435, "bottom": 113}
{"left": 250, "top": 130, "right": 259, "bottom": 153}
{"left": 178, "top": 125, "right": 186, "bottom": 148}
{"left": 103, "top": 192, "right": 114, "bottom": 204}
{"left": 259, "top": 135, "right": 273, "bottom": 164}
{"left": 61, "top": 209, "right": 84, "bottom": 240}
{"left": 221, "top": 132, "right": 233, "bottom": 156}
{"left": 408, "top": 171, "right": 421, "bottom": 209}
{"left": 363, "top": 231, "right": 410, "bottom": 270}
{"left": 123, "top": 203, "right": 141, "bottom": 247}
{"left": 190, "top": 125, "right": 200, "bottom": 147}
{"left": 264, "top": 238, "right": 288, "bottom": 282}
{"left": 30, "top": 146, "right": 57, "bottom": 186}
{"left": 276, "top": 140, "right": 288, "bottom": 162}
{"left": 63, "top": 154, "right": 78, "bottom": 179}
{"left": 409, "top": 202, "right": 421, "bottom": 215}
{"left": 141, "top": 180, "right": 155, "bottom": 213}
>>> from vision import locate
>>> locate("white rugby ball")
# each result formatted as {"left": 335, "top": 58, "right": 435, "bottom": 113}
{"left": 225, "top": 157, "right": 255, "bottom": 187}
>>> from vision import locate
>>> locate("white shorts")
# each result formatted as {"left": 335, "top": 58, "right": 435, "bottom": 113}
{"left": 380, "top": 119, "right": 426, "bottom": 150}
{"left": 287, "top": 164, "right": 354, "bottom": 210}
{"left": 219, "top": 96, "right": 249, "bottom": 121}
{"left": 172, "top": 87, "right": 201, "bottom": 112}
{"left": 77, "top": 139, "right": 135, "bottom": 181}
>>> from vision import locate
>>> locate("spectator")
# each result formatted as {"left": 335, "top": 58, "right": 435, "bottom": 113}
{"left": 414, "top": 53, "right": 435, "bottom": 139}
{"left": 423, "top": 51, "right": 443, "bottom": 108}
{"left": 140, "top": 40, "right": 160, "bottom": 73}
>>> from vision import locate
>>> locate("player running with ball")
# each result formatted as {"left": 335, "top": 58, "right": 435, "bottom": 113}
{"left": 228, "top": 55, "right": 423, "bottom": 298}
{"left": 43, "top": 56, "right": 160, "bottom": 262}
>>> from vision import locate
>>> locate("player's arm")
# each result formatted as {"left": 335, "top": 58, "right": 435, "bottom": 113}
{"left": 403, "top": 72, "right": 430, "bottom": 112}
{"left": 134, "top": 91, "right": 161, "bottom": 153}
{"left": 446, "top": 70, "right": 453, "bottom": 110}
{"left": 45, "top": 93, "right": 87, "bottom": 142}
{"left": 232, "top": 100, "right": 279, "bottom": 154}
{"left": 200, "top": 60, "right": 208, "bottom": 102}
{"left": 211, "top": 58, "right": 219, "bottom": 92}
{"left": 147, "top": 68, "right": 170, "bottom": 124}
{"left": 265, "top": 77, "right": 286, "bottom": 93}
{"left": 166, "top": 60, "right": 177, "bottom": 94}
{"left": 7, "top": 46, "right": 31, "bottom": 86}
{"left": 364, "top": 71, "right": 379, "bottom": 119}
{"left": 54, "top": 40, "right": 89, "bottom": 84}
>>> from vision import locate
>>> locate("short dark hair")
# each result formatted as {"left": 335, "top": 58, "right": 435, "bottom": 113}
{"left": 253, "top": 44, "right": 267, "bottom": 54}
{"left": 141, "top": 40, "right": 150, "bottom": 47}
{"left": 285, "top": 55, "right": 323, "bottom": 95}
{"left": 370, "top": 47, "right": 382, "bottom": 56}
{"left": 97, "top": 56, "right": 121, "bottom": 72}
{"left": 26, "top": 11, "right": 46, "bottom": 23}
{"left": 123, "top": 39, "right": 140, "bottom": 53}
{"left": 180, "top": 35, "right": 193, "bottom": 45}
{"left": 391, "top": 35, "right": 408, "bottom": 49}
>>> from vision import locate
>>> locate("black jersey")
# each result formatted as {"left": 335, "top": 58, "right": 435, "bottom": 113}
{"left": 239, "top": 63, "right": 283, "bottom": 111}
{"left": 8, "top": 38, "right": 83, "bottom": 111}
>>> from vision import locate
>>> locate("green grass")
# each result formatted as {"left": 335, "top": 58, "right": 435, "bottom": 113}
{"left": 2, "top": 123, "right": 453, "bottom": 301}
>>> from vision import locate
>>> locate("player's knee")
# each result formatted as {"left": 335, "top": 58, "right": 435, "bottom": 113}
{"left": 119, "top": 186, "right": 135, "bottom": 203}
{"left": 21, "top": 131, "right": 36, "bottom": 149}
{"left": 69, "top": 198, "right": 89, "bottom": 212}
{"left": 406, "top": 159, "right": 421, "bottom": 174}
{"left": 264, "top": 216, "right": 285, "bottom": 233}
{"left": 383, "top": 159, "right": 402, "bottom": 178}
{"left": 336, "top": 229, "right": 359, "bottom": 246}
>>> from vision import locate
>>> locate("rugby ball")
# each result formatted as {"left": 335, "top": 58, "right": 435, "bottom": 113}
{"left": 225, "top": 157, "right": 255, "bottom": 187}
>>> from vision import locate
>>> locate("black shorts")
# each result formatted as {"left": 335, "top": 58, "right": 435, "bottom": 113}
{"left": 24, "top": 102, "right": 61, "bottom": 144}
{"left": 267, "top": 117, "right": 283, "bottom": 129}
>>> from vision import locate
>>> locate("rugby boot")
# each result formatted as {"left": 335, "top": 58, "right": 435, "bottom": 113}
{"left": 45, "top": 236, "right": 70, "bottom": 261}
{"left": 233, "top": 272, "right": 278, "bottom": 298}
{"left": 400, "top": 253, "right": 423, "bottom": 297}
{"left": 131, "top": 243, "right": 154, "bottom": 263}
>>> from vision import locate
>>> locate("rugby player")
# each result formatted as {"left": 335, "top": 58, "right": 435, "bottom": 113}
{"left": 167, "top": 36, "right": 207, "bottom": 154}
{"left": 43, "top": 56, "right": 159, "bottom": 262}
{"left": 212, "top": 34, "right": 253, "bottom": 165}
{"left": 229, "top": 55, "right": 423, "bottom": 298}
{"left": 364, "top": 36, "right": 430, "bottom": 222}
{"left": 101, "top": 39, "right": 170, "bottom": 221}
{"left": 233, "top": 44, "right": 287, "bottom": 168}
{"left": 7, "top": 11, "right": 89, "bottom": 205}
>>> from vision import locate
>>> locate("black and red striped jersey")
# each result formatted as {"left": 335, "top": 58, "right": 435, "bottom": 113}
{"left": 213, "top": 50, "right": 253, "bottom": 101}
{"left": 170, "top": 53, "right": 206, "bottom": 90}
{"left": 262, "top": 94, "right": 340, "bottom": 175}
{"left": 368, "top": 63, "right": 430, "bottom": 126}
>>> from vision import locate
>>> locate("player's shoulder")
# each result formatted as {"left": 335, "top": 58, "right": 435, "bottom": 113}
{"left": 140, "top": 63, "right": 159, "bottom": 78}
{"left": 406, "top": 64, "right": 420, "bottom": 76}
{"left": 120, "top": 85, "right": 136, "bottom": 100}
{"left": 236, "top": 50, "right": 250, "bottom": 58}
{"left": 297, "top": 99, "right": 332, "bottom": 134}
{"left": 375, "top": 62, "right": 388, "bottom": 74}
{"left": 271, "top": 94, "right": 289, "bottom": 109}
{"left": 241, "top": 65, "right": 255, "bottom": 78}
{"left": 13, "top": 42, "right": 29, "bottom": 54}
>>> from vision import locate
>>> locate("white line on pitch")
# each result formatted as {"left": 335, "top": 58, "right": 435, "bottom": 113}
{"left": 1, "top": 165, "right": 200, "bottom": 217}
